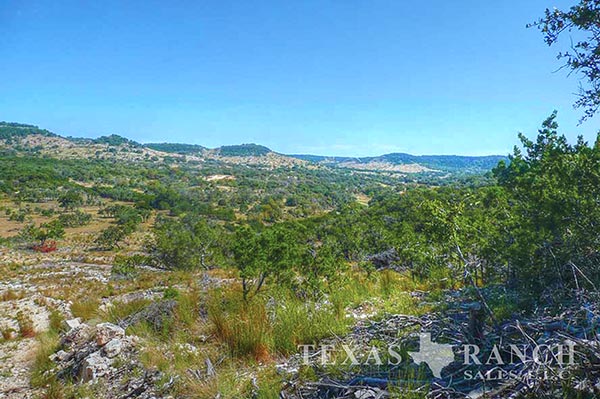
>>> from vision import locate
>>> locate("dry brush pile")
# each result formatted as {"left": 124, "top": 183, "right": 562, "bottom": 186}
{"left": 279, "top": 288, "right": 600, "bottom": 399}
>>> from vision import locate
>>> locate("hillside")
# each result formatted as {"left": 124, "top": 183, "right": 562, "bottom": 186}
{"left": 216, "top": 143, "right": 271, "bottom": 156}
{"left": 0, "top": 122, "right": 505, "bottom": 177}
{"left": 291, "top": 152, "right": 507, "bottom": 173}
{"left": 144, "top": 142, "right": 206, "bottom": 155}
{"left": 0, "top": 116, "right": 598, "bottom": 399}
{"left": 0, "top": 122, "right": 56, "bottom": 141}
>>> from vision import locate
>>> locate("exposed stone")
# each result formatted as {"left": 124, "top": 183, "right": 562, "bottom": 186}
{"left": 95, "top": 323, "right": 125, "bottom": 346}
{"left": 80, "top": 351, "right": 112, "bottom": 382}
{"left": 120, "top": 299, "right": 176, "bottom": 331}
{"left": 54, "top": 350, "right": 70, "bottom": 362}
{"left": 354, "top": 389, "right": 379, "bottom": 399}
{"left": 102, "top": 338, "right": 123, "bottom": 358}
{"left": 62, "top": 318, "right": 81, "bottom": 331}
{"left": 176, "top": 342, "right": 198, "bottom": 355}
{"left": 61, "top": 323, "right": 93, "bottom": 348}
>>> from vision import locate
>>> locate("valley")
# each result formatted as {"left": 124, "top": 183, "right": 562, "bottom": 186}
{"left": 0, "top": 117, "right": 598, "bottom": 398}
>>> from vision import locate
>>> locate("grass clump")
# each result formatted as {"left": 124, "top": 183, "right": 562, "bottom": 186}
{"left": 41, "top": 380, "right": 66, "bottom": 399}
{"left": 207, "top": 284, "right": 351, "bottom": 361}
{"left": 208, "top": 290, "right": 272, "bottom": 361}
{"left": 48, "top": 309, "right": 65, "bottom": 333}
{"left": 1, "top": 327, "right": 17, "bottom": 341}
{"left": 30, "top": 330, "right": 61, "bottom": 388}
{"left": 70, "top": 298, "right": 100, "bottom": 321}
{"left": 31, "top": 304, "right": 67, "bottom": 390}
{"left": 273, "top": 298, "right": 349, "bottom": 355}
{"left": 17, "top": 311, "right": 36, "bottom": 338}
{"left": 1, "top": 289, "right": 25, "bottom": 301}
{"left": 163, "top": 286, "right": 180, "bottom": 299}
{"left": 101, "top": 298, "right": 151, "bottom": 325}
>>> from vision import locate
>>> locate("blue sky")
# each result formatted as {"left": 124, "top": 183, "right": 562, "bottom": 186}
{"left": 1, "top": 0, "right": 598, "bottom": 156}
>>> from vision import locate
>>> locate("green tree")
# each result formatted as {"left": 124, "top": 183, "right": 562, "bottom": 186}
{"left": 96, "top": 225, "right": 128, "bottom": 250}
{"left": 531, "top": 0, "right": 600, "bottom": 120}
{"left": 19, "top": 220, "right": 65, "bottom": 246}
{"left": 231, "top": 224, "right": 301, "bottom": 300}
{"left": 494, "top": 113, "right": 600, "bottom": 293}
{"left": 299, "top": 239, "right": 344, "bottom": 296}
{"left": 58, "top": 190, "right": 83, "bottom": 211}
{"left": 152, "top": 215, "right": 221, "bottom": 270}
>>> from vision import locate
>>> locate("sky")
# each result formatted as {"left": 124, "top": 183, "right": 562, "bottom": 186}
{"left": 1, "top": 0, "right": 599, "bottom": 156}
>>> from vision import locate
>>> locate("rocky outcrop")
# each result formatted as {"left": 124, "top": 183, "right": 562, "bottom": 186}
{"left": 48, "top": 320, "right": 172, "bottom": 398}
{"left": 119, "top": 299, "right": 177, "bottom": 331}
{"left": 95, "top": 322, "right": 125, "bottom": 346}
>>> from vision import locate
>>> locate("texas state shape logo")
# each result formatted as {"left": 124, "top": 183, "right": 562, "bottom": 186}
{"left": 408, "top": 332, "right": 454, "bottom": 378}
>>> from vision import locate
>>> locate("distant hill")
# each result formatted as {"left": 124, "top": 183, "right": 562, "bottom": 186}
{"left": 378, "top": 153, "right": 506, "bottom": 171}
{"left": 92, "top": 134, "right": 142, "bottom": 147}
{"left": 217, "top": 144, "right": 272, "bottom": 157}
{"left": 0, "top": 121, "right": 507, "bottom": 174}
{"left": 291, "top": 152, "right": 507, "bottom": 173}
{"left": 0, "top": 122, "right": 56, "bottom": 141}
{"left": 145, "top": 142, "right": 206, "bottom": 155}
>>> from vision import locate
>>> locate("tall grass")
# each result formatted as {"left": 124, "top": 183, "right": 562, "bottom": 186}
{"left": 1, "top": 289, "right": 25, "bottom": 301}
{"left": 208, "top": 290, "right": 272, "bottom": 360}
{"left": 206, "top": 269, "right": 426, "bottom": 362}
{"left": 31, "top": 330, "right": 60, "bottom": 388}
{"left": 17, "top": 311, "right": 36, "bottom": 338}
{"left": 273, "top": 298, "right": 349, "bottom": 355}
{"left": 207, "top": 284, "right": 351, "bottom": 360}
{"left": 70, "top": 298, "right": 100, "bottom": 321}
{"left": 101, "top": 298, "right": 151, "bottom": 325}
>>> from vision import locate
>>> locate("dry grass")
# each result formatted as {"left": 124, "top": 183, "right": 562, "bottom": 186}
{"left": 1, "top": 327, "right": 16, "bottom": 340}
{"left": 354, "top": 192, "right": 371, "bottom": 206}
{"left": 41, "top": 381, "right": 66, "bottom": 399}
{"left": 17, "top": 311, "right": 36, "bottom": 338}
{"left": 0, "top": 289, "right": 26, "bottom": 301}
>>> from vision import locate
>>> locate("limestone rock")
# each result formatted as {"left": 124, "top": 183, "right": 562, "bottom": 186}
{"left": 103, "top": 338, "right": 123, "bottom": 358}
{"left": 80, "top": 351, "right": 112, "bottom": 382}
{"left": 61, "top": 323, "right": 93, "bottom": 348}
{"left": 95, "top": 323, "right": 125, "bottom": 346}
{"left": 62, "top": 318, "right": 81, "bottom": 331}
{"left": 51, "top": 349, "right": 70, "bottom": 362}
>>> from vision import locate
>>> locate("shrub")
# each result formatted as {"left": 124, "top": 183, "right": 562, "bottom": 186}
{"left": 111, "top": 254, "right": 147, "bottom": 279}
{"left": 57, "top": 210, "right": 92, "bottom": 227}
{"left": 151, "top": 215, "right": 222, "bottom": 270}
{"left": 96, "top": 225, "right": 130, "bottom": 250}
{"left": 33, "top": 240, "right": 57, "bottom": 253}
{"left": 19, "top": 220, "right": 64, "bottom": 249}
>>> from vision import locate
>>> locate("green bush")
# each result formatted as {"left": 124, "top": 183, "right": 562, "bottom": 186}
{"left": 57, "top": 210, "right": 92, "bottom": 227}
{"left": 111, "top": 254, "right": 147, "bottom": 279}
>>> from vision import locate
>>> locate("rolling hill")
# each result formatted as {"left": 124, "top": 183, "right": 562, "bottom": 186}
{"left": 0, "top": 122, "right": 507, "bottom": 174}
